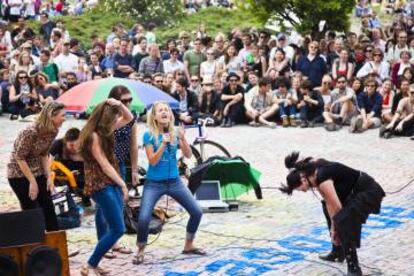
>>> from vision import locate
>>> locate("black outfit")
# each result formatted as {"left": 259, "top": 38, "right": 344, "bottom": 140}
{"left": 172, "top": 90, "right": 200, "bottom": 125}
{"left": 9, "top": 175, "right": 59, "bottom": 231}
{"left": 381, "top": 117, "right": 414, "bottom": 137}
{"left": 49, "top": 139, "right": 85, "bottom": 192}
{"left": 221, "top": 84, "right": 245, "bottom": 123}
{"left": 297, "top": 90, "right": 324, "bottom": 123}
{"left": 199, "top": 91, "right": 221, "bottom": 125}
{"left": 49, "top": 139, "right": 90, "bottom": 206}
{"left": 391, "top": 92, "right": 405, "bottom": 114}
{"left": 0, "top": 80, "right": 10, "bottom": 113}
{"left": 316, "top": 160, "right": 385, "bottom": 274}
{"left": 39, "top": 21, "right": 56, "bottom": 42}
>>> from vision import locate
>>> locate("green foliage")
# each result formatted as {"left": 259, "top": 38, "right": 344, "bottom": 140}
{"left": 244, "top": 0, "right": 355, "bottom": 34}
{"left": 98, "top": 0, "right": 184, "bottom": 27}
{"left": 156, "top": 7, "right": 263, "bottom": 44}
{"left": 27, "top": 9, "right": 134, "bottom": 49}
{"left": 27, "top": 6, "right": 262, "bottom": 50}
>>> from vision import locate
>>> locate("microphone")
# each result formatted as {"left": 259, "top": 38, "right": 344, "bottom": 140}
{"left": 163, "top": 126, "right": 171, "bottom": 153}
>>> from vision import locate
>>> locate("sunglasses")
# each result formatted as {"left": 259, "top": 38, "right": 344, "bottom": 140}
{"left": 191, "top": 79, "right": 199, "bottom": 82}
{"left": 121, "top": 98, "right": 133, "bottom": 104}
{"left": 19, "top": 76, "right": 28, "bottom": 79}
{"left": 207, "top": 53, "right": 214, "bottom": 55}
{"left": 374, "top": 53, "right": 382, "bottom": 57}
{"left": 399, "top": 36, "right": 407, "bottom": 39}
{"left": 202, "top": 83, "right": 213, "bottom": 86}
{"left": 155, "top": 80, "right": 163, "bottom": 83}
{"left": 365, "top": 49, "right": 373, "bottom": 52}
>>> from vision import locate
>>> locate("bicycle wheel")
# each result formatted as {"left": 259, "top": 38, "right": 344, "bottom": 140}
{"left": 193, "top": 139, "right": 231, "bottom": 163}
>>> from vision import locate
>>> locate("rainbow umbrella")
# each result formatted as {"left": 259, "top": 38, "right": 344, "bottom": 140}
{"left": 57, "top": 77, "right": 179, "bottom": 114}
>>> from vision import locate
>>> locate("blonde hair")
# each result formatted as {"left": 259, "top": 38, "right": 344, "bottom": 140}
{"left": 36, "top": 102, "right": 65, "bottom": 132}
{"left": 146, "top": 101, "right": 176, "bottom": 146}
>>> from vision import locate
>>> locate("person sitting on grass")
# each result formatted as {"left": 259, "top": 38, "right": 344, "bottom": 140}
{"left": 244, "top": 77, "right": 278, "bottom": 128}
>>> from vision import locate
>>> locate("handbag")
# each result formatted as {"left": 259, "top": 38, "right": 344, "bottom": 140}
{"left": 52, "top": 188, "right": 81, "bottom": 230}
{"left": 124, "top": 200, "right": 164, "bottom": 235}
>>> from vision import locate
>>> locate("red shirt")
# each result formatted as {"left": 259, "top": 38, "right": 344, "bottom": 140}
{"left": 55, "top": 2, "right": 64, "bottom": 12}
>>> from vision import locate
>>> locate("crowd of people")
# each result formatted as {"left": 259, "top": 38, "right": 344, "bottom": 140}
{"left": 4, "top": 2, "right": 410, "bottom": 276}
{"left": 0, "top": 1, "right": 413, "bottom": 139}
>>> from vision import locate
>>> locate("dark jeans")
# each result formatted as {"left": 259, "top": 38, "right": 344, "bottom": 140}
{"left": 89, "top": 185, "right": 125, "bottom": 268}
{"left": 299, "top": 105, "right": 324, "bottom": 123}
{"left": 8, "top": 102, "right": 36, "bottom": 117}
{"left": 137, "top": 178, "right": 203, "bottom": 246}
{"left": 279, "top": 103, "right": 297, "bottom": 118}
{"left": 222, "top": 100, "right": 245, "bottom": 123}
{"left": 390, "top": 118, "right": 414, "bottom": 136}
{"left": 8, "top": 175, "right": 58, "bottom": 231}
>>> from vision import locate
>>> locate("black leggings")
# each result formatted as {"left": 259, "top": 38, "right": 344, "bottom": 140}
{"left": 8, "top": 175, "right": 58, "bottom": 231}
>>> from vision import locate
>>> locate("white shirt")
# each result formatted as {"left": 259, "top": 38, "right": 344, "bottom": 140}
{"left": 163, "top": 59, "right": 185, "bottom": 74}
{"left": 54, "top": 53, "right": 79, "bottom": 73}
{"left": 9, "top": 0, "right": 23, "bottom": 16}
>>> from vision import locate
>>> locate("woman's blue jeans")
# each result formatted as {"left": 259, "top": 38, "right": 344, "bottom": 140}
{"left": 88, "top": 185, "right": 125, "bottom": 268}
{"left": 137, "top": 178, "right": 203, "bottom": 246}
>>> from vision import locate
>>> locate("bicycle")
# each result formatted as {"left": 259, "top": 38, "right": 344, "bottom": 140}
{"left": 179, "top": 117, "right": 231, "bottom": 177}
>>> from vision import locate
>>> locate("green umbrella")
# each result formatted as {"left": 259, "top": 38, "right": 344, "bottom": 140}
{"left": 203, "top": 159, "right": 262, "bottom": 200}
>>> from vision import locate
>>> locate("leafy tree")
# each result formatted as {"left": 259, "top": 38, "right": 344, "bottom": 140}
{"left": 242, "top": 0, "right": 355, "bottom": 35}
{"left": 99, "top": 0, "right": 184, "bottom": 27}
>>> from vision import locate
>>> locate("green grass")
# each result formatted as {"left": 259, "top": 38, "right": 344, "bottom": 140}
{"left": 28, "top": 7, "right": 262, "bottom": 49}
{"left": 156, "top": 7, "right": 263, "bottom": 43}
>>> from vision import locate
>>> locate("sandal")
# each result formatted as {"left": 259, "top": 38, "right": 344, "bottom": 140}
{"left": 132, "top": 254, "right": 145, "bottom": 265}
{"left": 103, "top": 249, "right": 116, "bottom": 259}
{"left": 182, "top": 248, "right": 207, "bottom": 256}
{"left": 96, "top": 266, "right": 111, "bottom": 275}
{"left": 113, "top": 246, "right": 132, "bottom": 255}
{"left": 80, "top": 266, "right": 105, "bottom": 276}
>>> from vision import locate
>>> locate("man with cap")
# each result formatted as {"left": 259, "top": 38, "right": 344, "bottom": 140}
{"left": 54, "top": 38, "right": 79, "bottom": 79}
{"left": 269, "top": 33, "right": 295, "bottom": 63}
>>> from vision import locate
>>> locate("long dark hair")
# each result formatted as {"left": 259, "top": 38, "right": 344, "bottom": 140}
{"left": 279, "top": 152, "right": 319, "bottom": 195}
{"left": 79, "top": 102, "right": 121, "bottom": 164}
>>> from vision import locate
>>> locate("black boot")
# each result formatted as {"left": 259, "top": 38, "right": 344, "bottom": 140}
{"left": 319, "top": 245, "right": 345, "bottom": 262}
{"left": 345, "top": 247, "right": 362, "bottom": 276}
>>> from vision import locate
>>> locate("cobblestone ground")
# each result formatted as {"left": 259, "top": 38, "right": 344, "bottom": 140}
{"left": 1, "top": 116, "right": 413, "bottom": 276}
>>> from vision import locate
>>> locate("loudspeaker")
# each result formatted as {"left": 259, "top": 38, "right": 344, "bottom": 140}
{"left": 0, "top": 253, "right": 18, "bottom": 276}
{"left": 0, "top": 209, "right": 45, "bottom": 247}
{"left": 0, "top": 210, "right": 70, "bottom": 276}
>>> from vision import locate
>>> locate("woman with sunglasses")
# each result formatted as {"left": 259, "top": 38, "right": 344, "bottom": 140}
{"left": 102, "top": 85, "right": 138, "bottom": 259}
{"left": 7, "top": 102, "right": 66, "bottom": 231}
{"left": 200, "top": 48, "right": 219, "bottom": 81}
{"left": 280, "top": 152, "right": 385, "bottom": 276}
{"left": 8, "top": 70, "right": 39, "bottom": 119}
{"left": 356, "top": 48, "right": 389, "bottom": 82}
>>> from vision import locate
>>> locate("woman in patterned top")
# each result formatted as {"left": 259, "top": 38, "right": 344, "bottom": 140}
{"left": 7, "top": 102, "right": 66, "bottom": 231}
{"left": 79, "top": 99, "right": 133, "bottom": 276}
{"left": 105, "top": 85, "right": 138, "bottom": 258}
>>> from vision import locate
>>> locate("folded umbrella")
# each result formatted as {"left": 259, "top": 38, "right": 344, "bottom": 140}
{"left": 189, "top": 156, "right": 263, "bottom": 200}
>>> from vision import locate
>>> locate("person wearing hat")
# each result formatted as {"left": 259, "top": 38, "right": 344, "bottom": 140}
{"left": 220, "top": 72, "right": 245, "bottom": 127}
{"left": 199, "top": 76, "right": 221, "bottom": 125}
{"left": 269, "top": 33, "right": 295, "bottom": 63}
{"left": 54, "top": 38, "right": 79, "bottom": 79}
